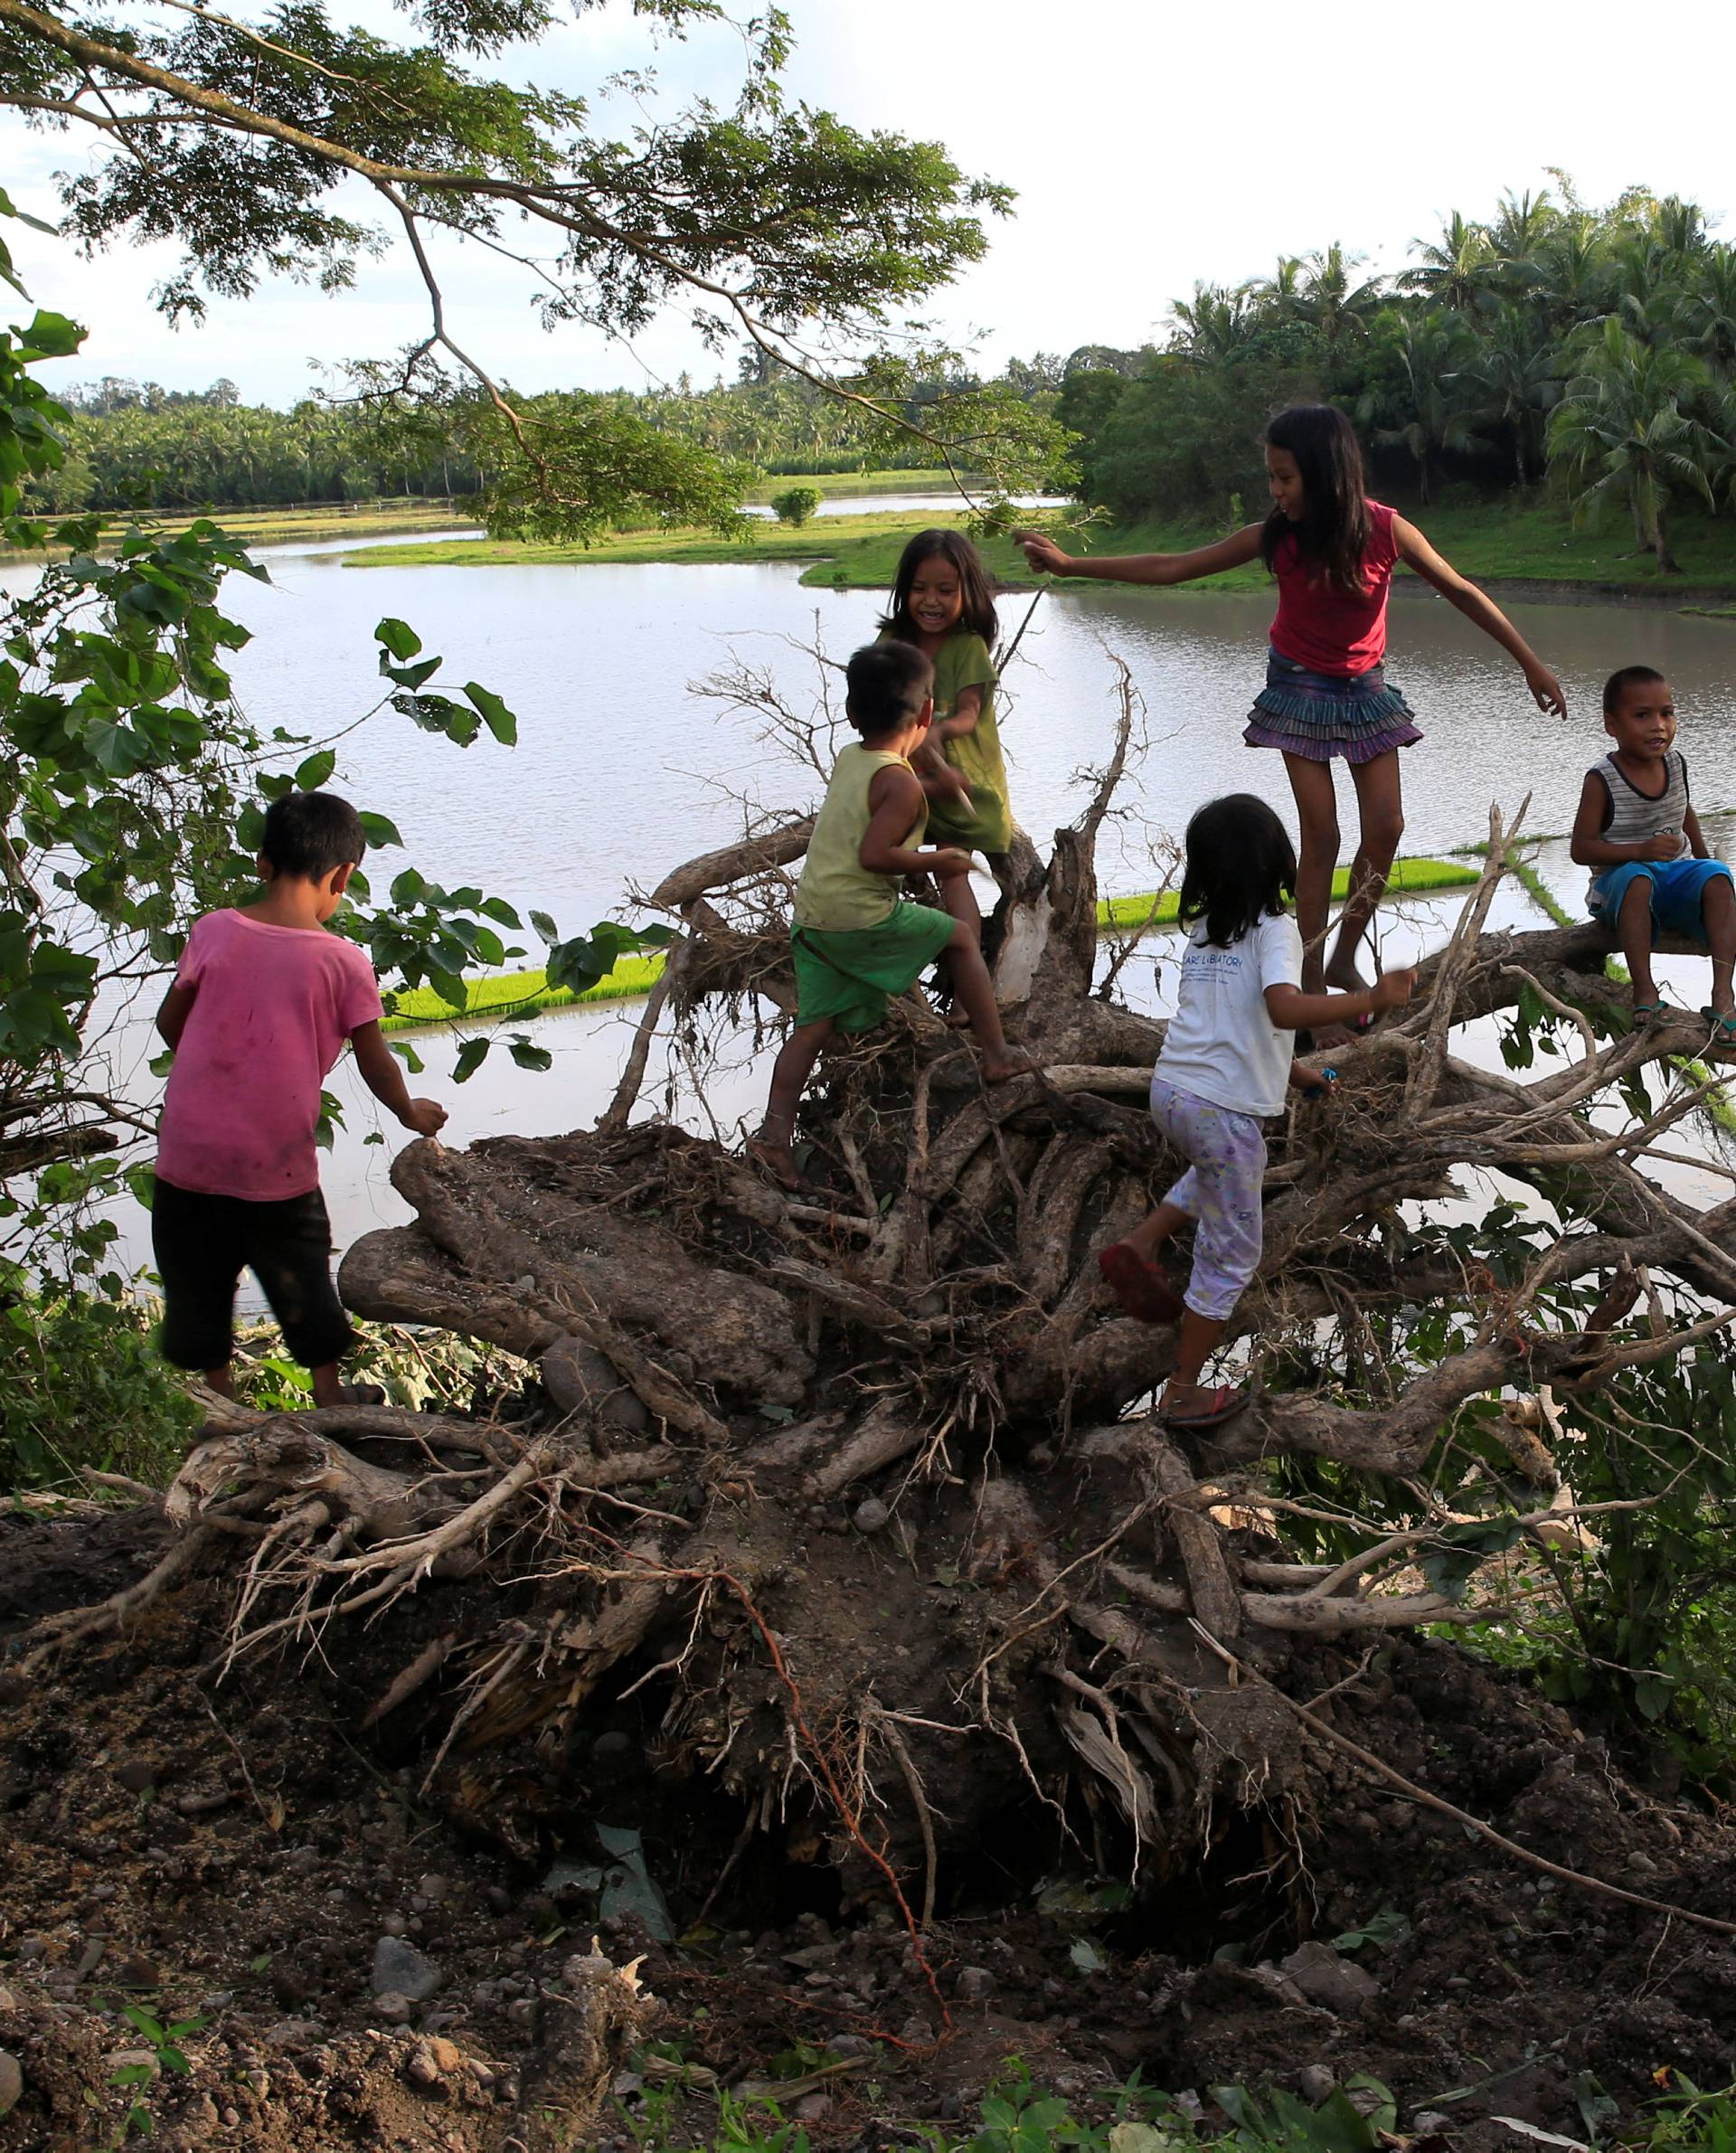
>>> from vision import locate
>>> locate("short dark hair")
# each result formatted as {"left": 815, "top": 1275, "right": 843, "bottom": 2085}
{"left": 259, "top": 790, "right": 366, "bottom": 880}
{"left": 844, "top": 642, "right": 933, "bottom": 739}
{"left": 1603, "top": 665, "right": 1669, "bottom": 715}
{"left": 1177, "top": 793, "right": 1297, "bottom": 948}
{"left": 881, "top": 528, "right": 999, "bottom": 646}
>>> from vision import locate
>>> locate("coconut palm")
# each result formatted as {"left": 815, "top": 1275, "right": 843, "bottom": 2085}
{"left": 1296, "top": 242, "right": 1385, "bottom": 349}
{"left": 1533, "top": 213, "right": 1611, "bottom": 331}
{"left": 1400, "top": 211, "right": 1500, "bottom": 316}
{"left": 1548, "top": 318, "right": 1725, "bottom": 571}
{"left": 1461, "top": 306, "right": 1561, "bottom": 486}
{"left": 1355, "top": 310, "right": 1486, "bottom": 504}
{"left": 1168, "top": 282, "right": 1259, "bottom": 363}
{"left": 1678, "top": 244, "right": 1736, "bottom": 377}
{"left": 1250, "top": 255, "right": 1306, "bottom": 323}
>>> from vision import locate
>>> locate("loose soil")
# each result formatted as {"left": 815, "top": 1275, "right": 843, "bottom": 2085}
{"left": 5, "top": 1498, "right": 1736, "bottom": 2153}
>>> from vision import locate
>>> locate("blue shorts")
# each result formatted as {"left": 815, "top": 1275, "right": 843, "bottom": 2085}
{"left": 1589, "top": 857, "right": 1733, "bottom": 945}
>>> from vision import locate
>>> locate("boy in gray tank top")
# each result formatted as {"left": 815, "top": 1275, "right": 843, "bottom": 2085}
{"left": 1570, "top": 666, "right": 1735, "bottom": 1039}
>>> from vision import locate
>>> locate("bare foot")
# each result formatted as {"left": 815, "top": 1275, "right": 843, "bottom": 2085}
{"left": 746, "top": 1135, "right": 804, "bottom": 1191}
{"left": 1325, "top": 952, "right": 1372, "bottom": 994}
{"left": 982, "top": 1046, "right": 1041, "bottom": 1084}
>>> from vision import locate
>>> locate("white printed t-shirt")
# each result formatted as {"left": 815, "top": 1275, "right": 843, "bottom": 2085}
{"left": 1156, "top": 912, "right": 1305, "bottom": 1119}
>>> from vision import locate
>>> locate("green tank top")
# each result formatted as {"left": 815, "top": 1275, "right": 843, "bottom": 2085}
{"left": 794, "top": 742, "right": 928, "bottom": 931}
{"left": 876, "top": 629, "right": 1009, "bottom": 854}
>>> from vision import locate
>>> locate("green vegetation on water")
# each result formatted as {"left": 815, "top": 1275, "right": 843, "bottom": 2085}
{"left": 384, "top": 857, "right": 1477, "bottom": 1033}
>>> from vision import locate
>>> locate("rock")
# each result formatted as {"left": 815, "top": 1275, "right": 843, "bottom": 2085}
{"left": 0, "top": 2051, "right": 22, "bottom": 2120}
{"left": 418, "top": 1873, "right": 451, "bottom": 1902}
{"left": 373, "top": 1936, "right": 443, "bottom": 2002}
{"left": 0, "top": 1987, "right": 14, "bottom": 2014}
{"left": 115, "top": 1759, "right": 157, "bottom": 1794}
{"left": 793, "top": 2093, "right": 831, "bottom": 2122}
{"left": 852, "top": 1497, "right": 891, "bottom": 1534}
{"left": 1298, "top": 2064, "right": 1335, "bottom": 2105}
{"left": 827, "top": 2035, "right": 874, "bottom": 2059}
{"left": 955, "top": 1966, "right": 995, "bottom": 2002}
{"left": 406, "top": 2042, "right": 445, "bottom": 2089}
{"left": 1412, "top": 2114, "right": 1452, "bottom": 2135}
{"left": 382, "top": 1913, "right": 409, "bottom": 1938}
{"left": 591, "top": 1731, "right": 632, "bottom": 1761}
{"left": 106, "top": 2048, "right": 161, "bottom": 2079}
{"left": 541, "top": 1337, "right": 649, "bottom": 1434}
{"left": 1278, "top": 1942, "right": 1380, "bottom": 2016}
{"left": 375, "top": 1993, "right": 413, "bottom": 2026}
{"left": 113, "top": 1956, "right": 163, "bottom": 1989}
{"left": 1626, "top": 1849, "right": 1660, "bottom": 1876}
{"left": 505, "top": 1997, "right": 538, "bottom": 2031}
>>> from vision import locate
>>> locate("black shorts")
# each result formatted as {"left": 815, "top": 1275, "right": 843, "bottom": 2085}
{"left": 151, "top": 1178, "right": 354, "bottom": 1374}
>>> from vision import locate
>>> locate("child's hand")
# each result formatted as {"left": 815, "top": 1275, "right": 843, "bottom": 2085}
{"left": 1293, "top": 1062, "right": 1337, "bottom": 1099}
{"left": 928, "top": 848, "right": 975, "bottom": 881}
{"left": 1524, "top": 662, "right": 1567, "bottom": 719}
{"left": 1014, "top": 529, "right": 1070, "bottom": 577}
{"left": 1372, "top": 968, "right": 1417, "bottom": 1012}
{"left": 401, "top": 1097, "right": 448, "bottom": 1138}
{"left": 938, "top": 766, "right": 973, "bottom": 806}
{"left": 1637, "top": 829, "right": 1685, "bottom": 862}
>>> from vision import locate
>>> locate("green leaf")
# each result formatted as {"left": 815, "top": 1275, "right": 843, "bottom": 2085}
{"left": 453, "top": 1036, "right": 490, "bottom": 1082}
{"left": 530, "top": 909, "right": 560, "bottom": 945}
{"left": 374, "top": 617, "right": 422, "bottom": 662}
{"left": 19, "top": 308, "right": 83, "bottom": 357}
{"left": 464, "top": 680, "right": 517, "bottom": 745}
{"left": 295, "top": 749, "right": 336, "bottom": 789}
{"left": 358, "top": 813, "right": 402, "bottom": 848}
{"left": 389, "top": 1039, "right": 425, "bottom": 1074}
{"left": 480, "top": 896, "right": 522, "bottom": 929}
{"left": 508, "top": 1037, "right": 552, "bottom": 1072}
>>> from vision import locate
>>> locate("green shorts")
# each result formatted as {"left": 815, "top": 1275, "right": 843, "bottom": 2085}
{"left": 790, "top": 901, "right": 957, "bottom": 1033}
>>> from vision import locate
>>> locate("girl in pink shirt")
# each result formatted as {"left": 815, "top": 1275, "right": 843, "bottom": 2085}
{"left": 154, "top": 791, "right": 446, "bottom": 1407}
{"left": 1018, "top": 405, "right": 1567, "bottom": 1006}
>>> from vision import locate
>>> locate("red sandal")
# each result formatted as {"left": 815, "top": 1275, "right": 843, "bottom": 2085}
{"left": 1163, "top": 1384, "right": 1250, "bottom": 1430}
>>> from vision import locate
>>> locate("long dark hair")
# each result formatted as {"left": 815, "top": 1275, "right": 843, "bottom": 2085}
{"left": 1260, "top": 404, "right": 1371, "bottom": 596}
{"left": 880, "top": 528, "right": 999, "bottom": 645}
{"left": 1177, "top": 794, "right": 1297, "bottom": 948}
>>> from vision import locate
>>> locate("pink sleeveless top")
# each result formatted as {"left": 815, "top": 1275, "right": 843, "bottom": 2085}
{"left": 1269, "top": 500, "right": 1399, "bottom": 677}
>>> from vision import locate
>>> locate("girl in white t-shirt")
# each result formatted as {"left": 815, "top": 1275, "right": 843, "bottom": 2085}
{"left": 1099, "top": 795, "right": 1415, "bottom": 1429}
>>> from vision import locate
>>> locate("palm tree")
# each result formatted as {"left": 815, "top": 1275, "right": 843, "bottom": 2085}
{"left": 1296, "top": 243, "right": 1384, "bottom": 350}
{"left": 1461, "top": 307, "right": 1560, "bottom": 486}
{"left": 1400, "top": 211, "right": 1499, "bottom": 316}
{"left": 1533, "top": 214, "right": 1611, "bottom": 332}
{"left": 1168, "top": 282, "right": 1258, "bottom": 363}
{"left": 1678, "top": 244, "right": 1736, "bottom": 377}
{"left": 1489, "top": 187, "right": 1557, "bottom": 271}
{"left": 1355, "top": 311, "right": 1486, "bottom": 504}
{"left": 1250, "top": 255, "right": 1305, "bottom": 323}
{"left": 1548, "top": 318, "right": 1725, "bottom": 571}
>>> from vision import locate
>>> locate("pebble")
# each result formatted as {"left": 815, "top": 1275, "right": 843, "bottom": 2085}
{"left": 382, "top": 1913, "right": 408, "bottom": 1937}
{"left": 373, "top": 1936, "right": 443, "bottom": 2002}
{"left": 852, "top": 1497, "right": 892, "bottom": 1534}
{"left": 506, "top": 1997, "right": 539, "bottom": 2031}
{"left": 375, "top": 1993, "right": 414, "bottom": 2026}
{"left": 955, "top": 1966, "right": 995, "bottom": 2001}
{"left": 106, "top": 2048, "right": 161, "bottom": 2079}
{"left": 1627, "top": 1849, "right": 1661, "bottom": 1876}
{"left": 591, "top": 1731, "right": 632, "bottom": 1761}
{"left": 0, "top": 1987, "right": 14, "bottom": 2013}
{"left": 1298, "top": 2064, "right": 1335, "bottom": 2105}
{"left": 827, "top": 2035, "right": 874, "bottom": 2059}
{"left": 115, "top": 1759, "right": 156, "bottom": 1794}
{"left": 793, "top": 2093, "right": 831, "bottom": 2122}
{"left": 1278, "top": 1942, "right": 1381, "bottom": 2016}
{"left": 0, "top": 2051, "right": 21, "bottom": 2121}
{"left": 419, "top": 1874, "right": 451, "bottom": 1902}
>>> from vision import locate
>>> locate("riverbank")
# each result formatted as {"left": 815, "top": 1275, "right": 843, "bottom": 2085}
{"left": 340, "top": 497, "right": 1736, "bottom": 607}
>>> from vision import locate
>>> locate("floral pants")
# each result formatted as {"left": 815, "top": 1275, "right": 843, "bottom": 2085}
{"left": 1148, "top": 1073, "right": 1267, "bottom": 1321}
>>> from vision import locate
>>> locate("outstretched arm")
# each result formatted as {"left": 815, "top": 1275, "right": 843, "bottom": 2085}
{"left": 350, "top": 1021, "right": 448, "bottom": 1138}
{"left": 1393, "top": 518, "right": 1567, "bottom": 716}
{"left": 1014, "top": 523, "right": 1264, "bottom": 587}
{"left": 1266, "top": 968, "right": 1416, "bottom": 1033}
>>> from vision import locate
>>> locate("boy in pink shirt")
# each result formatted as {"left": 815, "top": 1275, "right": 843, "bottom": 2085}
{"left": 154, "top": 791, "right": 447, "bottom": 1406}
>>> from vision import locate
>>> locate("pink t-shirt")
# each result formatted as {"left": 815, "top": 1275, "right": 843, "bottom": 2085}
{"left": 156, "top": 910, "right": 382, "bottom": 1201}
{"left": 1269, "top": 499, "right": 1400, "bottom": 676}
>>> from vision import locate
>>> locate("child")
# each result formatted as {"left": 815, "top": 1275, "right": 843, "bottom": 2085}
{"left": 750, "top": 642, "right": 1032, "bottom": 1190}
{"left": 153, "top": 790, "right": 447, "bottom": 1407}
{"left": 879, "top": 528, "right": 1012, "bottom": 947}
{"left": 1097, "top": 795, "right": 1414, "bottom": 1429}
{"left": 1017, "top": 405, "right": 1567, "bottom": 1008}
{"left": 1571, "top": 666, "right": 1736, "bottom": 1038}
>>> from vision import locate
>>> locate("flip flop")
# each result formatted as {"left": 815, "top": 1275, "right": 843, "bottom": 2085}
{"left": 1633, "top": 1000, "right": 1670, "bottom": 1027}
{"left": 1098, "top": 1242, "right": 1184, "bottom": 1325}
{"left": 1702, "top": 1007, "right": 1736, "bottom": 1044}
{"left": 1163, "top": 1384, "right": 1251, "bottom": 1430}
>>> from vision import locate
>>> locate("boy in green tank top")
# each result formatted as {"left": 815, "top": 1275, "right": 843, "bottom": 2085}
{"left": 749, "top": 643, "right": 1034, "bottom": 1190}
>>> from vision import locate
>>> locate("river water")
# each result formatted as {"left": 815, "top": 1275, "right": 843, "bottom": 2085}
{"left": 11, "top": 515, "right": 1736, "bottom": 1282}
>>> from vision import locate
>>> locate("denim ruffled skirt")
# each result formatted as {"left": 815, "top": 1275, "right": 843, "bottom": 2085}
{"left": 1244, "top": 647, "right": 1423, "bottom": 764}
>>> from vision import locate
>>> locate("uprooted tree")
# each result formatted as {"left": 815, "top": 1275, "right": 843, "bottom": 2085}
{"left": 27, "top": 671, "right": 1736, "bottom": 1988}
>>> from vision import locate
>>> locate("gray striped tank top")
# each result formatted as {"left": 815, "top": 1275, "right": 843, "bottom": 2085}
{"left": 1588, "top": 751, "right": 1690, "bottom": 900}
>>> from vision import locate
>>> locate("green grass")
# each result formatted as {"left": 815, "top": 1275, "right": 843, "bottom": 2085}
{"left": 1098, "top": 855, "right": 1477, "bottom": 931}
{"left": 382, "top": 856, "right": 1477, "bottom": 1033}
{"left": 0, "top": 497, "right": 481, "bottom": 564}
{"left": 741, "top": 467, "right": 956, "bottom": 502}
{"left": 339, "top": 496, "right": 1736, "bottom": 597}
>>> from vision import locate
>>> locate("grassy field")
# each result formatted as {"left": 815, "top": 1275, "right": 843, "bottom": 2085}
{"left": 0, "top": 498, "right": 480, "bottom": 564}
{"left": 341, "top": 496, "right": 1736, "bottom": 600}
{"left": 384, "top": 856, "right": 1477, "bottom": 1032}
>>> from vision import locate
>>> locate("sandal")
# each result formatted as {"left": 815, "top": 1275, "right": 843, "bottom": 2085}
{"left": 1702, "top": 1007, "right": 1736, "bottom": 1045}
{"left": 1098, "top": 1242, "right": 1184, "bottom": 1325}
{"left": 1162, "top": 1384, "right": 1251, "bottom": 1430}
{"left": 1632, "top": 1000, "right": 1670, "bottom": 1028}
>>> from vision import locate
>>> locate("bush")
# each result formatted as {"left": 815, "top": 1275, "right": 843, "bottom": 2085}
{"left": 769, "top": 485, "right": 822, "bottom": 526}
{"left": 0, "top": 1286, "right": 200, "bottom": 1491}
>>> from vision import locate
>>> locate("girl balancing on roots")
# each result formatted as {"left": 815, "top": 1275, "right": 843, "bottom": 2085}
{"left": 878, "top": 529, "right": 1014, "bottom": 953}
{"left": 1099, "top": 796, "right": 1414, "bottom": 1429}
{"left": 1017, "top": 405, "right": 1568, "bottom": 1008}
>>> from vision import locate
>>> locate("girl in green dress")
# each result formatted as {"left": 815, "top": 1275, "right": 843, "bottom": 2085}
{"left": 879, "top": 529, "right": 1014, "bottom": 954}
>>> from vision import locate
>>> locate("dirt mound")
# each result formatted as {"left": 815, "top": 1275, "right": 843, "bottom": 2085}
{"left": 5, "top": 1505, "right": 1735, "bottom": 2150}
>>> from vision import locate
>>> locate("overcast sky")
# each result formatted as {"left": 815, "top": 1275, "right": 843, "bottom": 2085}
{"left": 6, "top": 0, "right": 1736, "bottom": 405}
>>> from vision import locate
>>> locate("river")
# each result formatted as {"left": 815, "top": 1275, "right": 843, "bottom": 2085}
{"left": 11, "top": 514, "right": 1736, "bottom": 1284}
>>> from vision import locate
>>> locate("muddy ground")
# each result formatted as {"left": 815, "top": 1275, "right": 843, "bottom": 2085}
{"left": 3, "top": 1498, "right": 1735, "bottom": 2153}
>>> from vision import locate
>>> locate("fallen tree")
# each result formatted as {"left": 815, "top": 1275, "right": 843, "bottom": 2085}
{"left": 24, "top": 685, "right": 1736, "bottom": 2005}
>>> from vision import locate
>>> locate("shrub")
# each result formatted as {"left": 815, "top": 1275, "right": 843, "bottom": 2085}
{"left": 769, "top": 486, "right": 822, "bottom": 526}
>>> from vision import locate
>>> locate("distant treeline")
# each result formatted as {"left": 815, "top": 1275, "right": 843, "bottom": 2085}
{"left": 33, "top": 177, "right": 1736, "bottom": 572}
